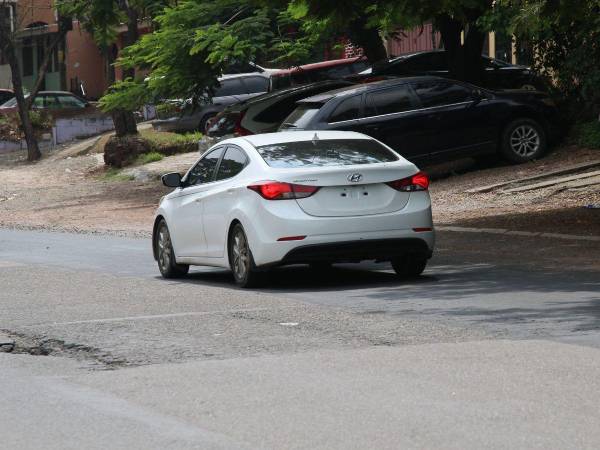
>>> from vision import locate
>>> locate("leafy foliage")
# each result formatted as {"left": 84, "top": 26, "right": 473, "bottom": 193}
{"left": 490, "top": 0, "right": 600, "bottom": 119}
{"left": 573, "top": 121, "right": 600, "bottom": 149}
{"left": 136, "top": 151, "right": 164, "bottom": 164}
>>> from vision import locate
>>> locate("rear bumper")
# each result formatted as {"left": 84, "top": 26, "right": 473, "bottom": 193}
{"left": 242, "top": 191, "right": 435, "bottom": 267}
{"left": 279, "top": 237, "right": 432, "bottom": 266}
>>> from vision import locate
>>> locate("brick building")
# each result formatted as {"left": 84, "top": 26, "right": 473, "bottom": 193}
{"left": 0, "top": 0, "right": 146, "bottom": 100}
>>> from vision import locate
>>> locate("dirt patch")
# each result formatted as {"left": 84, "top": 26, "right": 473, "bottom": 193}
{"left": 451, "top": 207, "right": 600, "bottom": 236}
{"left": 1, "top": 140, "right": 598, "bottom": 237}
{"left": 428, "top": 145, "right": 600, "bottom": 234}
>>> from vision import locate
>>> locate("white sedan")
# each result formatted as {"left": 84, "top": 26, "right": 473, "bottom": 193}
{"left": 153, "top": 131, "right": 434, "bottom": 287}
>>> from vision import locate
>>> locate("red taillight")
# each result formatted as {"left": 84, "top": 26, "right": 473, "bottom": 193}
{"left": 386, "top": 172, "right": 429, "bottom": 192}
{"left": 248, "top": 181, "right": 320, "bottom": 200}
{"left": 234, "top": 110, "right": 252, "bottom": 136}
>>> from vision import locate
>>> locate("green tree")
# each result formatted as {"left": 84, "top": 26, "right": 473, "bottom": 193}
{"left": 282, "top": 0, "right": 494, "bottom": 83}
{"left": 101, "top": 0, "right": 286, "bottom": 112}
{"left": 489, "top": 0, "right": 600, "bottom": 119}
{"left": 57, "top": 0, "right": 174, "bottom": 136}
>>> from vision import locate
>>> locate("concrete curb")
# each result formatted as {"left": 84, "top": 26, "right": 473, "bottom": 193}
{"left": 437, "top": 226, "right": 600, "bottom": 242}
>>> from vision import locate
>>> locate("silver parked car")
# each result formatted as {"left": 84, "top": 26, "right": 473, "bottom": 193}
{"left": 152, "top": 73, "right": 270, "bottom": 133}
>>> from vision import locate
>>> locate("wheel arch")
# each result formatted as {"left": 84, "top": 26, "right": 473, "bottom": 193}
{"left": 498, "top": 108, "right": 549, "bottom": 144}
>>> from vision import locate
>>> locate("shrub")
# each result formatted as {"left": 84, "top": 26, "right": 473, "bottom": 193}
{"left": 136, "top": 151, "right": 164, "bottom": 165}
{"left": 102, "top": 167, "right": 135, "bottom": 181}
{"left": 573, "top": 121, "right": 600, "bottom": 149}
{"left": 139, "top": 130, "right": 202, "bottom": 155}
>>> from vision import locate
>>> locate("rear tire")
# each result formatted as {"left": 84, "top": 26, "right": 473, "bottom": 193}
{"left": 228, "top": 223, "right": 264, "bottom": 288}
{"left": 500, "top": 118, "right": 546, "bottom": 164}
{"left": 391, "top": 255, "right": 427, "bottom": 279}
{"left": 156, "top": 220, "right": 189, "bottom": 278}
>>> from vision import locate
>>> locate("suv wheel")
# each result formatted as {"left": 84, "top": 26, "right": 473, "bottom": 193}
{"left": 500, "top": 118, "right": 546, "bottom": 164}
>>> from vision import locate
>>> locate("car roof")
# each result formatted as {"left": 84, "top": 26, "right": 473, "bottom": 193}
{"left": 37, "top": 91, "right": 78, "bottom": 95}
{"left": 233, "top": 130, "right": 372, "bottom": 147}
{"left": 219, "top": 72, "right": 269, "bottom": 81}
{"left": 297, "top": 76, "right": 447, "bottom": 103}
{"left": 273, "top": 57, "right": 366, "bottom": 76}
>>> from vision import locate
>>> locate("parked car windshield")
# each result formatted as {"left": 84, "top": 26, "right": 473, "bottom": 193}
{"left": 256, "top": 139, "right": 399, "bottom": 168}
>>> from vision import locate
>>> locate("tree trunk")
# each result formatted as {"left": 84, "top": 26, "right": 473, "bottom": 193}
{"left": 435, "top": 13, "right": 486, "bottom": 85}
{"left": 347, "top": 17, "right": 388, "bottom": 64}
{"left": 4, "top": 43, "right": 41, "bottom": 161}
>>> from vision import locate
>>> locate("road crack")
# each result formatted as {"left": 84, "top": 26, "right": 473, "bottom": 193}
{"left": 1, "top": 330, "right": 130, "bottom": 369}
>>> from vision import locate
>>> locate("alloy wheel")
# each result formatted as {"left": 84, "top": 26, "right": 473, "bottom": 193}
{"left": 231, "top": 229, "right": 250, "bottom": 281}
{"left": 157, "top": 225, "right": 172, "bottom": 273}
{"left": 510, "top": 125, "right": 540, "bottom": 157}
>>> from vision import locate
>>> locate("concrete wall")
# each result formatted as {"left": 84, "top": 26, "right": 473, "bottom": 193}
{"left": 53, "top": 115, "right": 114, "bottom": 145}
{"left": 0, "top": 65, "right": 12, "bottom": 89}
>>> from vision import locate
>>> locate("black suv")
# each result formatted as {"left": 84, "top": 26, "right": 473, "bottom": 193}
{"left": 280, "top": 77, "right": 561, "bottom": 164}
{"left": 360, "top": 50, "right": 545, "bottom": 91}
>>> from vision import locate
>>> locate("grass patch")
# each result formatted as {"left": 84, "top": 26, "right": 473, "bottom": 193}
{"left": 572, "top": 120, "right": 600, "bottom": 149}
{"left": 102, "top": 167, "right": 135, "bottom": 181}
{"left": 139, "top": 130, "right": 202, "bottom": 154}
{"left": 136, "top": 151, "right": 164, "bottom": 165}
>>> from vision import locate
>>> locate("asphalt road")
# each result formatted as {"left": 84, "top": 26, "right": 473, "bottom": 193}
{"left": 1, "top": 228, "right": 600, "bottom": 449}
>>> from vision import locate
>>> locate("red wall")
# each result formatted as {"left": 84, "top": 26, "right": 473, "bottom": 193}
{"left": 387, "top": 23, "right": 439, "bottom": 57}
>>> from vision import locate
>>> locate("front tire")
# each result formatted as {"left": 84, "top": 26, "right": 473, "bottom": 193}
{"left": 228, "top": 224, "right": 263, "bottom": 288}
{"left": 156, "top": 220, "right": 189, "bottom": 278}
{"left": 391, "top": 255, "right": 427, "bottom": 279}
{"left": 500, "top": 118, "right": 546, "bottom": 164}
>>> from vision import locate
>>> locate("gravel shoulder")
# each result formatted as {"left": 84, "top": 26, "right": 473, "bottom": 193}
{"left": 1, "top": 141, "right": 598, "bottom": 236}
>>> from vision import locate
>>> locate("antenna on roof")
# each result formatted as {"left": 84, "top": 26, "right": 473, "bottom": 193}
{"left": 312, "top": 132, "right": 319, "bottom": 145}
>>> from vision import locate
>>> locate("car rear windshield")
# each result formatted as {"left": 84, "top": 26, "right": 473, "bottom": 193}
{"left": 279, "top": 103, "right": 322, "bottom": 130}
{"left": 256, "top": 139, "right": 399, "bottom": 168}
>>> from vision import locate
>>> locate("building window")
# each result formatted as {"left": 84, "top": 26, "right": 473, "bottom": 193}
{"left": 22, "top": 42, "right": 33, "bottom": 76}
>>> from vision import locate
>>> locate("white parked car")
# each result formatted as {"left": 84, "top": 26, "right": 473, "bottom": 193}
{"left": 153, "top": 131, "right": 434, "bottom": 287}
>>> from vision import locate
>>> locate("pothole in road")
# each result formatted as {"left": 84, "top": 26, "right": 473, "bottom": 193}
{"left": 0, "top": 330, "right": 130, "bottom": 369}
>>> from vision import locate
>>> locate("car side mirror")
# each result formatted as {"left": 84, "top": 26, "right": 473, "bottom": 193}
{"left": 162, "top": 172, "right": 182, "bottom": 188}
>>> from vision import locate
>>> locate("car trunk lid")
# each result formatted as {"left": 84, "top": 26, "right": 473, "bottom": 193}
{"left": 274, "top": 165, "right": 416, "bottom": 217}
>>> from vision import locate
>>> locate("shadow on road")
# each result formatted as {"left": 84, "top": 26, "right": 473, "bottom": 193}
{"left": 174, "top": 261, "right": 600, "bottom": 335}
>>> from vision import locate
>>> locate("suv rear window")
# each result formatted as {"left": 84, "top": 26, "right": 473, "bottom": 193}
{"left": 256, "top": 139, "right": 399, "bottom": 168}
{"left": 280, "top": 103, "right": 322, "bottom": 130}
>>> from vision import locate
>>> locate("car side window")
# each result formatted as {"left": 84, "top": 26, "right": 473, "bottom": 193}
{"left": 57, "top": 95, "right": 87, "bottom": 108}
{"left": 364, "top": 85, "right": 416, "bottom": 117}
{"left": 214, "top": 79, "right": 246, "bottom": 97}
{"left": 32, "top": 96, "right": 44, "bottom": 108}
{"left": 185, "top": 148, "right": 223, "bottom": 186}
{"left": 215, "top": 146, "right": 248, "bottom": 181}
{"left": 329, "top": 95, "right": 361, "bottom": 122}
{"left": 45, "top": 95, "right": 61, "bottom": 109}
{"left": 412, "top": 81, "right": 473, "bottom": 108}
{"left": 242, "top": 77, "right": 269, "bottom": 94}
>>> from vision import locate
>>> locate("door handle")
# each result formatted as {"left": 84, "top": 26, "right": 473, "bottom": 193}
{"left": 226, "top": 188, "right": 236, "bottom": 195}
{"left": 194, "top": 198, "right": 202, "bottom": 203}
